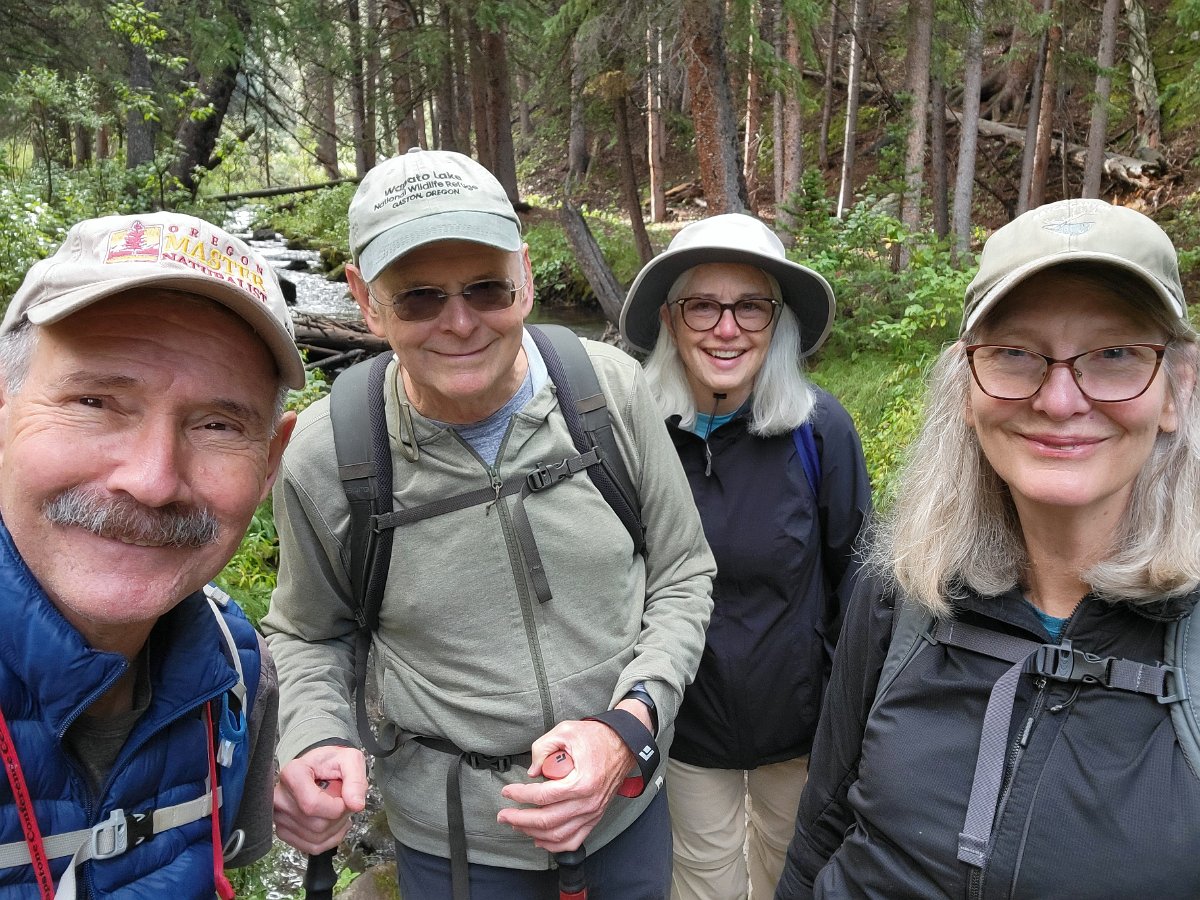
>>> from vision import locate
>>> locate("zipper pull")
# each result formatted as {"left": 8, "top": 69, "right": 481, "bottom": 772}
{"left": 486, "top": 470, "right": 503, "bottom": 514}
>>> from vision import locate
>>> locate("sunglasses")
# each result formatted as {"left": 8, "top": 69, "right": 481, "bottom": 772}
{"left": 371, "top": 277, "right": 527, "bottom": 322}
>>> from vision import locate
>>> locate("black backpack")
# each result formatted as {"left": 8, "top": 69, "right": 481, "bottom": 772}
{"left": 327, "top": 323, "right": 644, "bottom": 754}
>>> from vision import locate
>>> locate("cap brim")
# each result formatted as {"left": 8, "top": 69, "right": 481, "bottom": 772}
{"left": 962, "top": 250, "right": 1188, "bottom": 335}
{"left": 619, "top": 245, "right": 835, "bottom": 355}
{"left": 358, "top": 211, "right": 522, "bottom": 282}
{"left": 25, "top": 272, "right": 306, "bottom": 389}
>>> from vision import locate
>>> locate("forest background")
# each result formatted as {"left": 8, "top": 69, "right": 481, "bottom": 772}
{"left": 4, "top": 0, "right": 1200, "bottom": 894}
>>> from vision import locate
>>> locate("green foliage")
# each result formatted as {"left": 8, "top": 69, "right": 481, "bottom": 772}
{"left": 262, "top": 184, "right": 355, "bottom": 255}
{"left": 779, "top": 193, "right": 973, "bottom": 508}
{"left": 216, "top": 368, "right": 330, "bottom": 625}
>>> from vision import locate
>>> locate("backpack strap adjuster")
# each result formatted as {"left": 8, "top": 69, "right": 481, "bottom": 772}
{"left": 88, "top": 809, "right": 154, "bottom": 860}
{"left": 527, "top": 449, "right": 600, "bottom": 492}
{"left": 1029, "top": 640, "right": 1113, "bottom": 686}
{"left": 1158, "top": 665, "right": 1188, "bottom": 704}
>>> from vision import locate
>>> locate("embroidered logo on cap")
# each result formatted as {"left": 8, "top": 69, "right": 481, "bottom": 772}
{"left": 105, "top": 221, "right": 164, "bottom": 263}
{"left": 1042, "top": 219, "right": 1094, "bottom": 237}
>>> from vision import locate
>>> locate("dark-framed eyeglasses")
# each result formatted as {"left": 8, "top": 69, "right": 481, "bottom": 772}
{"left": 372, "top": 277, "right": 527, "bottom": 322}
{"left": 964, "top": 343, "right": 1168, "bottom": 402}
{"left": 672, "top": 296, "right": 781, "bottom": 333}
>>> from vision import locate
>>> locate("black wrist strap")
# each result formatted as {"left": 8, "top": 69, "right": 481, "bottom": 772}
{"left": 584, "top": 708, "right": 661, "bottom": 797}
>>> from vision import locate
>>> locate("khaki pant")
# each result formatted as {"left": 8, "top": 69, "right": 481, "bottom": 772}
{"left": 666, "top": 756, "right": 809, "bottom": 900}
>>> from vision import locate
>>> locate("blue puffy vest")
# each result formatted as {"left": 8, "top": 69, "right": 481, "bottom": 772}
{"left": 0, "top": 520, "right": 259, "bottom": 898}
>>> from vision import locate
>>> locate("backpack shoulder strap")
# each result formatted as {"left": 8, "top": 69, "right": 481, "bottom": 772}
{"left": 527, "top": 324, "right": 645, "bottom": 552}
{"left": 792, "top": 421, "right": 821, "bottom": 498}
{"left": 1165, "top": 604, "right": 1200, "bottom": 781}
{"left": 329, "top": 352, "right": 401, "bottom": 756}
{"left": 869, "top": 594, "right": 935, "bottom": 716}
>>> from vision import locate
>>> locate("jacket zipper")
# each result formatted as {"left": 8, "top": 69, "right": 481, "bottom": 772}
{"left": 463, "top": 425, "right": 557, "bottom": 734}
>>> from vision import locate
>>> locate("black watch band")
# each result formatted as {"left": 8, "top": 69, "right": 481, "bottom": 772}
{"left": 622, "top": 686, "right": 658, "bottom": 733}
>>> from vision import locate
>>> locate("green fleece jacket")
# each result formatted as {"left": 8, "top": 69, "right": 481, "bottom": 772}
{"left": 262, "top": 334, "right": 715, "bottom": 869}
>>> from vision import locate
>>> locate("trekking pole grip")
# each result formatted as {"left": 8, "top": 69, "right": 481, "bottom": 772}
{"left": 304, "top": 848, "right": 337, "bottom": 899}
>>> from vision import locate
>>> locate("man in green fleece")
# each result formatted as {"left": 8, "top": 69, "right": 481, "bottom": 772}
{"left": 262, "top": 148, "right": 715, "bottom": 899}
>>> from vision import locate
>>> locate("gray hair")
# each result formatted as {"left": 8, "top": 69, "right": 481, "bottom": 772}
{"left": 873, "top": 269, "right": 1200, "bottom": 616}
{"left": 641, "top": 267, "right": 816, "bottom": 436}
{"left": 0, "top": 318, "right": 291, "bottom": 430}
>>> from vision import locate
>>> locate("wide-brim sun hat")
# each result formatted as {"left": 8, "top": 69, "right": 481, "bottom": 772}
{"left": 2, "top": 212, "right": 306, "bottom": 388}
{"left": 962, "top": 197, "right": 1186, "bottom": 335}
{"left": 620, "top": 213, "right": 836, "bottom": 356}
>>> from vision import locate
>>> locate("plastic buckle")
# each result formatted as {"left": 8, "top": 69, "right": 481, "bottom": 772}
{"left": 463, "top": 752, "right": 512, "bottom": 773}
{"left": 90, "top": 810, "right": 130, "bottom": 860}
{"left": 1158, "top": 665, "right": 1188, "bottom": 704}
{"left": 1032, "top": 641, "right": 1111, "bottom": 685}
{"left": 527, "top": 459, "right": 570, "bottom": 492}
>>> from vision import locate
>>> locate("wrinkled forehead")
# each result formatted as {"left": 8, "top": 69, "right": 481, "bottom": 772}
{"left": 671, "top": 262, "right": 779, "bottom": 298}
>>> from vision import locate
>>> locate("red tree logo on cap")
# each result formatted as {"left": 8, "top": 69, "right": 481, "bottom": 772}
{"left": 105, "top": 221, "right": 164, "bottom": 264}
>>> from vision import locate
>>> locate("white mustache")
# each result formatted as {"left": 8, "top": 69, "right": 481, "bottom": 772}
{"left": 43, "top": 487, "right": 219, "bottom": 548}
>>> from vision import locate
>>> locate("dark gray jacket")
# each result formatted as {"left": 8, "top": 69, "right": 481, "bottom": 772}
{"left": 776, "top": 572, "right": 1200, "bottom": 899}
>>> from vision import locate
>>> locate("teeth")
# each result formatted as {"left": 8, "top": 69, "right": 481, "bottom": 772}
{"left": 709, "top": 350, "right": 743, "bottom": 359}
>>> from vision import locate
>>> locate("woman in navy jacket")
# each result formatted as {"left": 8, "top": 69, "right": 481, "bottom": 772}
{"left": 620, "top": 214, "right": 871, "bottom": 900}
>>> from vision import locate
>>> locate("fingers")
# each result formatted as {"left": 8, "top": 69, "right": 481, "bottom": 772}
{"left": 273, "top": 746, "right": 368, "bottom": 854}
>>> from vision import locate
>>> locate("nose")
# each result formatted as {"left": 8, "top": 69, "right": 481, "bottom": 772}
{"left": 1031, "top": 361, "right": 1092, "bottom": 419}
{"left": 438, "top": 292, "right": 479, "bottom": 337}
{"left": 712, "top": 306, "right": 741, "bottom": 339}
{"left": 105, "top": 416, "right": 190, "bottom": 508}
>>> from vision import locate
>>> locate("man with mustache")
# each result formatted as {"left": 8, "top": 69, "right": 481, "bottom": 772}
{"left": 0, "top": 212, "right": 304, "bottom": 898}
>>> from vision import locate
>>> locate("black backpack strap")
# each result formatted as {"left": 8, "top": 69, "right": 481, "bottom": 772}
{"left": 527, "top": 324, "right": 645, "bottom": 552}
{"left": 329, "top": 351, "right": 401, "bottom": 756}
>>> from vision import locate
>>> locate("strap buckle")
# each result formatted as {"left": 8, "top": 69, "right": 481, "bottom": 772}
{"left": 1158, "top": 665, "right": 1188, "bottom": 704}
{"left": 1030, "top": 640, "right": 1112, "bottom": 686}
{"left": 462, "top": 752, "right": 514, "bottom": 773}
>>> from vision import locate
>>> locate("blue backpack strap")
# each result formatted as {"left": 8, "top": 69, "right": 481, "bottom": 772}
{"left": 792, "top": 421, "right": 821, "bottom": 498}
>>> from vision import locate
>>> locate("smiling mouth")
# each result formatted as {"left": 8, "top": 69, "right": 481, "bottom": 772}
{"left": 706, "top": 349, "right": 744, "bottom": 359}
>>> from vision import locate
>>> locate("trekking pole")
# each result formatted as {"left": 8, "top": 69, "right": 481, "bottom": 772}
{"left": 304, "top": 779, "right": 339, "bottom": 900}
{"left": 543, "top": 750, "right": 587, "bottom": 900}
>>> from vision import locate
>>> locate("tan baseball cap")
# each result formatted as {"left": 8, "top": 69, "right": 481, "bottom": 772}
{"left": 620, "top": 213, "right": 836, "bottom": 356}
{"left": 349, "top": 147, "right": 522, "bottom": 282}
{"left": 2, "top": 212, "right": 305, "bottom": 388}
{"left": 962, "top": 198, "right": 1186, "bottom": 335}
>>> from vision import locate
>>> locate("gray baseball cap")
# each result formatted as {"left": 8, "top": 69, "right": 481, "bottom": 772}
{"left": 962, "top": 198, "right": 1186, "bottom": 335}
{"left": 349, "top": 148, "right": 522, "bottom": 282}
{"left": 620, "top": 213, "right": 836, "bottom": 356}
{"left": 2, "top": 212, "right": 305, "bottom": 388}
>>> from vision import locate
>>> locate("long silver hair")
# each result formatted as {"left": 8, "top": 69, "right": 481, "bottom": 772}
{"left": 872, "top": 265, "right": 1200, "bottom": 616}
{"left": 641, "top": 267, "right": 816, "bottom": 436}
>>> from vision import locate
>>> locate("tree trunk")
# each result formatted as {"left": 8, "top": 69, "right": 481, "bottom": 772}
{"left": 818, "top": 0, "right": 841, "bottom": 171}
{"left": 467, "top": 14, "right": 493, "bottom": 168}
{"left": 1123, "top": 0, "right": 1161, "bottom": 151}
{"left": 435, "top": 3, "right": 458, "bottom": 150}
{"left": 125, "top": 16, "right": 156, "bottom": 171}
{"left": 930, "top": 74, "right": 948, "bottom": 238}
{"left": 952, "top": 0, "right": 985, "bottom": 256}
{"left": 452, "top": 9, "right": 471, "bottom": 151}
{"left": 1083, "top": 0, "right": 1123, "bottom": 198}
{"left": 559, "top": 198, "right": 625, "bottom": 325}
{"left": 568, "top": 36, "right": 589, "bottom": 185}
{"left": 779, "top": 11, "right": 803, "bottom": 213}
{"left": 516, "top": 68, "right": 535, "bottom": 136}
{"left": 681, "top": 0, "right": 748, "bottom": 213}
{"left": 837, "top": 0, "right": 867, "bottom": 218}
{"left": 386, "top": 0, "right": 421, "bottom": 153}
{"left": 485, "top": 24, "right": 519, "bottom": 203}
{"left": 610, "top": 81, "right": 655, "bottom": 265}
{"left": 743, "top": 2, "right": 768, "bottom": 214}
{"left": 647, "top": 24, "right": 667, "bottom": 222}
{"left": 1029, "top": 21, "right": 1061, "bottom": 209}
{"left": 73, "top": 124, "right": 92, "bottom": 168}
{"left": 899, "top": 0, "right": 933, "bottom": 265}
{"left": 363, "top": 0, "right": 379, "bottom": 168}
{"left": 310, "top": 59, "right": 340, "bottom": 178}
{"left": 347, "top": 0, "right": 370, "bottom": 176}
{"left": 1018, "top": 0, "right": 1053, "bottom": 214}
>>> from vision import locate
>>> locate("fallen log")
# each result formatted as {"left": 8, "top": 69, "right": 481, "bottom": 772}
{"left": 206, "top": 177, "right": 362, "bottom": 203}
{"left": 948, "top": 111, "right": 1166, "bottom": 188}
{"left": 293, "top": 312, "right": 389, "bottom": 366}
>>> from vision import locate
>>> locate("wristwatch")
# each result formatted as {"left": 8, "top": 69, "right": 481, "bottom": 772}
{"left": 622, "top": 682, "right": 658, "bottom": 734}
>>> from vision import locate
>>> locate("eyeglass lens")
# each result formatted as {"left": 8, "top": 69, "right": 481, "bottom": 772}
{"left": 392, "top": 279, "right": 519, "bottom": 321}
{"left": 678, "top": 297, "right": 777, "bottom": 332}
{"left": 968, "top": 344, "right": 1164, "bottom": 401}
